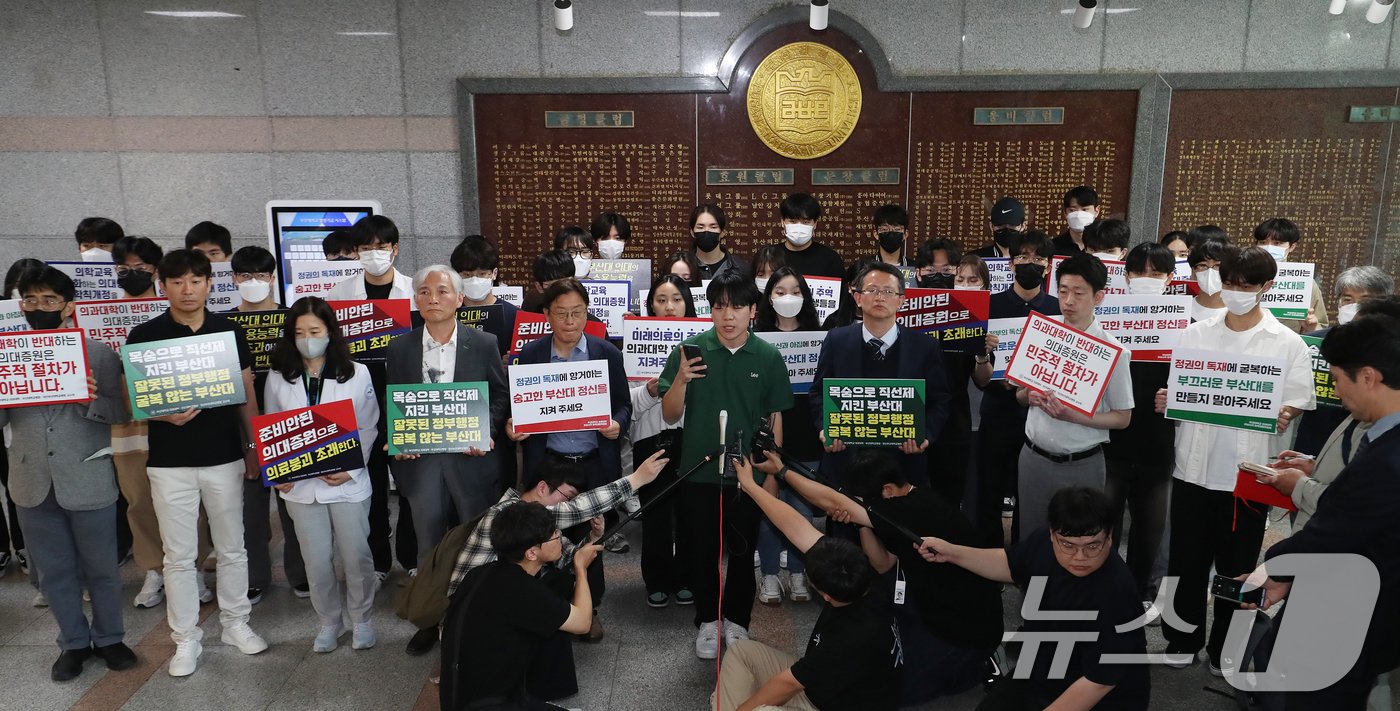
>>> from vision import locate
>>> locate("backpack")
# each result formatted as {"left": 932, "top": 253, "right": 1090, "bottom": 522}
{"left": 394, "top": 510, "right": 488, "bottom": 629}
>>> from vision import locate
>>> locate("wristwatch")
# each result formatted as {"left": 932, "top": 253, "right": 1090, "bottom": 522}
{"left": 975, "top": 352, "right": 995, "bottom": 365}
{"left": 774, "top": 465, "right": 789, "bottom": 481}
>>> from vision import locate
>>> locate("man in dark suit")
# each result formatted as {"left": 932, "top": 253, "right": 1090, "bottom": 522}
{"left": 1249, "top": 311, "right": 1400, "bottom": 708}
{"left": 386, "top": 264, "right": 508, "bottom": 656}
{"left": 507, "top": 278, "right": 631, "bottom": 640}
{"left": 808, "top": 261, "right": 951, "bottom": 496}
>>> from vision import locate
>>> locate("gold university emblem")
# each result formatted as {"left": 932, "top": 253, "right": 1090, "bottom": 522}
{"left": 746, "top": 42, "right": 862, "bottom": 160}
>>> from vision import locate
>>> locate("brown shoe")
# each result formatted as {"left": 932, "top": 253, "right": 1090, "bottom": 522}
{"left": 578, "top": 615, "right": 604, "bottom": 642}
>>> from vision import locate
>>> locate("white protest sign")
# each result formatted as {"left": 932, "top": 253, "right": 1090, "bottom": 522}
{"left": 755, "top": 330, "right": 827, "bottom": 394}
{"left": 508, "top": 359, "right": 612, "bottom": 434}
{"left": 50, "top": 261, "right": 123, "bottom": 301}
{"left": 1165, "top": 347, "right": 1286, "bottom": 433}
{"left": 205, "top": 261, "right": 239, "bottom": 311}
{"left": 0, "top": 329, "right": 91, "bottom": 408}
{"left": 1173, "top": 259, "right": 1193, "bottom": 280}
{"left": 987, "top": 313, "right": 1063, "bottom": 380}
{"left": 807, "top": 276, "right": 842, "bottom": 324}
{"left": 0, "top": 300, "right": 27, "bottom": 333}
{"left": 1049, "top": 256, "right": 1126, "bottom": 296}
{"left": 72, "top": 298, "right": 166, "bottom": 351}
{"left": 492, "top": 285, "right": 523, "bottom": 307}
{"left": 1094, "top": 294, "right": 1192, "bottom": 363}
{"left": 621, "top": 316, "right": 711, "bottom": 382}
{"left": 985, "top": 257, "right": 1013, "bottom": 293}
{"left": 581, "top": 280, "right": 630, "bottom": 337}
{"left": 585, "top": 259, "right": 651, "bottom": 309}
{"left": 286, "top": 259, "right": 363, "bottom": 305}
{"left": 1004, "top": 311, "right": 1124, "bottom": 417}
{"left": 1262, "top": 262, "right": 1315, "bottom": 321}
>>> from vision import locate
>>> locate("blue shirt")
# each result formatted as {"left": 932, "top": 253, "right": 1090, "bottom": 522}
{"left": 546, "top": 338, "right": 597, "bottom": 455}
{"left": 1367, "top": 410, "right": 1400, "bottom": 444}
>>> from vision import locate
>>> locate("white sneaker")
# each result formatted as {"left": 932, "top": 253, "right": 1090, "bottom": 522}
{"left": 134, "top": 571, "right": 165, "bottom": 609}
{"left": 779, "top": 550, "right": 788, "bottom": 569}
{"left": 32, "top": 591, "right": 48, "bottom": 608}
{"left": 374, "top": 571, "right": 388, "bottom": 593}
{"left": 169, "top": 641, "right": 202, "bottom": 677}
{"left": 313, "top": 623, "right": 344, "bottom": 653}
{"left": 221, "top": 623, "right": 269, "bottom": 655}
{"left": 1143, "top": 600, "right": 1162, "bottom": 627}
{"left": 789, "top": 573, "right": 811, "bottom": 603}
{"left": 753, "top": 551, "right": 760, "bottom": 567}
{"left": 694, "top": 621, "right": 719, "bottom": 659}
{"left": 1162, "top": 651, "right": 1196, "bottom": 669}
{"left": 722, "top": 620, "right": 750, "bottom": 647}
{"left": 196, "top": 572, "right": 214, "bottom": 604}
{"left": 758, "top": 574, "right": 782, "bottom": 605}
{"left": 352, "top": 622, "right": 376, "bottom": 650}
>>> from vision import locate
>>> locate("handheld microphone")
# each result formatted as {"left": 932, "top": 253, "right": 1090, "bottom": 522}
{"left": 718, "top": 410, "right": 728, "bottom": 475}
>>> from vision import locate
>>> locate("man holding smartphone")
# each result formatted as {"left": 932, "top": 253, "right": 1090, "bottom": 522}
{"left": 659, "top": 272, "right": 793, "bottom": 660}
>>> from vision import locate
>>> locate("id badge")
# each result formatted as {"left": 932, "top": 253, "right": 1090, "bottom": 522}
{"left": 893, "top": 578, "right": 907, "bottom": 606}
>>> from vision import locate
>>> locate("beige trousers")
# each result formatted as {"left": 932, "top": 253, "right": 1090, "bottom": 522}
{"left": 711, "top": 640, "right": 818, "bottom": 711}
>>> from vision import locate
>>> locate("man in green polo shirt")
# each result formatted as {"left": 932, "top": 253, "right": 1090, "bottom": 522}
{"left": 660, "top": 271, "right": 793, "bottom": 660}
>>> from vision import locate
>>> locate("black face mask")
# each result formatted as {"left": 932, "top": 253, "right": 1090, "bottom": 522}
{"left": 877, "top": 231, "right": 904, "bottom": 254}
{"left": 919, "top": 273, "right": 953, "bottom": 290}
{"left": 23, "top": 308, "right": 65, "bottom": 330}
{"left": 1014, "top": 263, "right": 1046, "bottom": 290}
{"left": 117, "top": 271, "right": 154, "bottom": 296}
{"left": 993, "top": 228, "right": 1018, "bottom": 248}
{"left": 692, "top": 230, "right": 721, "bottom": 253}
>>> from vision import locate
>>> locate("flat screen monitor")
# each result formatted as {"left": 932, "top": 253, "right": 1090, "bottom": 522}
{"left": 265, "top": 200, "right": 381, "bottom": 306}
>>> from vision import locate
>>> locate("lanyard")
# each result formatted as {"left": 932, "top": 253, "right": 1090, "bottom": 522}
{"left": 303, "top": 372, "right": 325, "bottom": 407}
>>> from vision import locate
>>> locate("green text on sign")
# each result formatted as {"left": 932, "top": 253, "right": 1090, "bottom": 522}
{"left": 821, "top": 378, "right": 925, "bottom": 447}
{"left": 386, "top": 382, "right": 492, "bottom": 455}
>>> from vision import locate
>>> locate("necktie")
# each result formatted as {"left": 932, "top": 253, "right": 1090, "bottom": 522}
{"left": 1355, "top": 432, "right": 1373, "bottom": 459}
{"left": 867, "top": 337, "right": 885, "bottom": 361}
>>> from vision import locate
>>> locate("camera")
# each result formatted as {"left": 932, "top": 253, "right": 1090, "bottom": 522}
{"left": 751, "top": 419, "right": 777, "bottom": 460}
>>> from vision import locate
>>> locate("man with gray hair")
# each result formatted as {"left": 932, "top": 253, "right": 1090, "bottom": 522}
{"left": 385, "top": 264, "right": 508, "bottom": 584}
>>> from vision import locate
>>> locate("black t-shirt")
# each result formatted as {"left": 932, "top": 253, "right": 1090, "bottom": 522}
{"left": 781, "top": 393, "right": 823, "bottom": 462}
{"left": 790, "top": 593, "right": 901, "bottom": 711}
{"left": 1007, "top": 530, "right": 1151, "bottom": 711}
{"left": 870, "top": 488, "right": 1003, "bottom": 650}
{"left": 126, "top": 309, "right": 255, "bottom": 468}
{"left": 363, "top": 279, "right": 393, "bottom": 301}
{"left": 778, "top": 241, "right": 846, "bottom": 281}
{"left": 1105, "top": 361, "right": 1173, "bottom": 458}
{"left": 693, "top": 249, "right": 750, "bottom": 282}
{"left": 981, "top": 289, "right": 1061, "bottom": 424}
{"left": 1052, "top": 231, "right": 1084, "bottom": 256}
{"left": 447, "top": 561, "right": 571, "bottom": 704}
{"left": 938, "top": 350, "right": 975, "bottom": 446}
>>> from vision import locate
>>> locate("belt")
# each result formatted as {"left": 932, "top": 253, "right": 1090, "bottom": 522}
{"left": 546, "top": 448, "right": 598, "bottom": 462}
{"left": 1026, "top": 440, "right": 1101, "bottom": 464}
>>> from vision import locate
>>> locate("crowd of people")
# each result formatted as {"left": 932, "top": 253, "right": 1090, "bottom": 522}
{"left": 1, "top": 187, "right": 1397, "bottom": 711}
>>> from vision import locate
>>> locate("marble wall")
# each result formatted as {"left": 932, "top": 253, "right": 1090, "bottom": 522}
{"left": 4, "top": 0, "right": 1400, "bottom": 272}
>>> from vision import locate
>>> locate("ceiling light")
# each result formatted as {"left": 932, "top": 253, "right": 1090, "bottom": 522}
{"left": 810, "top": 0, "right": 829, "bottom": 31}
{"left": 143, "top": 10, "right": 245, "bottom": 18}
{"left": 1330, "top": 0, "right": 1348, "bottom": 14}
{"left": 642, "top": 10, "right": 721, "bottom": 17}
{"left": 554, "top": 0, "right": 573, "bottom": 31}
{"left": 1072, "top": 0, "right": 1098, "bottom": 29}
{"left": 336, "top": 31, "right": 394, "bottom": 36}
{"left": 1368, "top": 0, "right": 1394, "bottom": 23}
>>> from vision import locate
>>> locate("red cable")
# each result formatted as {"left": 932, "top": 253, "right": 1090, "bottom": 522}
{"left": 714, "top": 480, "right": 725, "bottom": 704}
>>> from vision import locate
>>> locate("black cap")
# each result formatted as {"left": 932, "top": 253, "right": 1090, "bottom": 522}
{"left": 991, "top": 197, "right": 1025, "bottom": 226}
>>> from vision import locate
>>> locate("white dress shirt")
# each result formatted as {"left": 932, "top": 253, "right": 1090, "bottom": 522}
{"left": 1024, "top": 318, "right": 1135, "bottom": 454}
{"left": 422, "top": 325, "right": 458, "bottom": 384}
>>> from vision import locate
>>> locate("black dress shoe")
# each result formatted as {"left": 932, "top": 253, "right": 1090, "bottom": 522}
{"left": 405, "top": 626, "right": 438, "bottom": 656}
{"left": 51, "top": 647, "right": 92, "bottom": 682}
{"left": 93, "top": 642, "right": 138, "bottom": 671}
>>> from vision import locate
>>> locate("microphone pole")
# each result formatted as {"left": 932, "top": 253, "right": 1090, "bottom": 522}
{"left": 595, "top": 446, "right": 724, "bottom": 546}
{"left": 772, "top": 454, "right": 926, "bottom": 548}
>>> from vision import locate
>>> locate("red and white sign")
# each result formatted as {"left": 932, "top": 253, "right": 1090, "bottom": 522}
{"left": 1093, "top": 294, "right": 1192, "bottom": 363}
{"left": 508, "top": 360, "right": 611, "bottom": 434}
{"left": 0, "top": 329, "right": 91, "bottom": 408}
{"left": 1049, "top": 255, "right": 1127, "bottom": 296}
{"left": 286, "top": 260, "right": 364, "bottom": 305}
{"left": 621, "top": 315, "right": 711, "bottom": 382}
{"left": 807, "top": 275, "right": 842, "bottom": 324}
{"left": 72, "top": 298, "right": 166, "bottom": 351}
{"left": 326, "top": 299, "right": 412, "bottom": 363}
{"left": 508, "top": 311, "right": 607, "bottom": 354}
{"left": 1003, "top": 311, "right": 1124, "bottom": 417}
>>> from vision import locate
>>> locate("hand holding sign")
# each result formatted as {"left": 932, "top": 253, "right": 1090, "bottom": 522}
{"left": 154, "top": 407, "right": 200, "bottom": 426}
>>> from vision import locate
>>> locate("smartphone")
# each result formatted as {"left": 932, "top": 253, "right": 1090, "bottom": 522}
{"left": 683, "top": 343, "right": 703, "bottom": 364}
{"left": 1211, "top": 574, "right": 1263, "bottom": 606}
{"left": 1239, "top": 461, "right": 1276, "bottom": 478}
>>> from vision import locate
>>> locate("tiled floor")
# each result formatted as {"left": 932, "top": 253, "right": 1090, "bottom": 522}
{"left": 0, "top": 499, "right": 1369, "bottom": 711}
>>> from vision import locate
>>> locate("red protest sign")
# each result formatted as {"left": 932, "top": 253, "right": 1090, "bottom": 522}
{"left": 72, "top": 298, "right": 166, "bottom": 351}
{"left": 0, "top": 329, "right": 92, "bottom": 408}
{"left": 1003, "top": 311, "right": 1124, "bottom": 418}
{"left": 896, "top": 288, "right": 990, "bottom": 352}
{"left": 253, "top": 399, "right": 363, "bottom": 486}
{"left": 326, "top": 299, "right": 412, "bottom": 363}
{"left": 509, "top": 311, "right": 607, "bottom": 354}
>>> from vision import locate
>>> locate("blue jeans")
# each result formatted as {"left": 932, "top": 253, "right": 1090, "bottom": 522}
{"left": 16, "top": 491, "right": 124, "bottom": 650}
{"left": 757, "top": 465, "right": 817, "bottom": 576}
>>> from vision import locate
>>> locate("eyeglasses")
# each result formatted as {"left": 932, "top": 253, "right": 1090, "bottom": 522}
{"left": 1012, "top": 255, "right": 1050, "bottom": 266}
{"left": 857, "top": 288, "right": 902, "bottom": 299}
{"left": 543, "top": 534, "right": 562, "bottom": 545}
{"left": 566, "top": 250, "right": 593, "bottom": 260}
{"left": 1052, "top": 534, "right": 1107, "bottom": 557}
{"left": 550, "top": 308, "right": 588, "bottom": 322}
{"left": 21, "top": 296, "right": 66, "bottom": 309}
{"left": 920, "top": 266, "right": 956, "bottom": 276}
{"left": 234, "top": 272, "right": 272, "bottom": 282}
{"left": 114, "top": 265, "right": 154, "bottom": 276}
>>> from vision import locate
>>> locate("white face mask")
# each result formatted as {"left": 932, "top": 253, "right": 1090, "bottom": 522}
{"left": 1196, "top": 267, "right": 1222, "bottom": 296}
{"left": 1066, "top": 210, "right": 1096, "bottom": 232}
{"left": 953, "top": 284, "right": 982, "bottom": 291}
{"left": 1338, "top": 302, "right": 1360, "bottom": 325}
{"left": 1127, "top": 277, "right": 1167, "bottom": 296}
{"left": 771, "top": 294, "right": 804, "bottom": 319}
{"left": 80, "top": 247, "right": 110, "bottom": 263}
{"left": 572, "top": 256, "right": 592, "bottom": 278}
{"left": 237, "top": 278, "right": 271, "bottom": 304}
{"left": 783, "top": 223, "right": 814, "bottom": 247}
{"left": 462, "top": 276, "right": 492, "bottom": 302}
{"left": 597, "top": 240, "right": 624, "bottom": 260}
{"left": 1260, "top": 244, "right": 1288, "bottom": 262}
{"left": 359, "top": 248, "right": 394, "bottom": 277}
{"left": 1221, "top": 288, "right": 1261, "bottom": 316}
{"left": 1090, "top": 251, "right": 1120, "bottom": 262}
{"left": 754, "top": 277, "right": 769, "bottom": 292}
